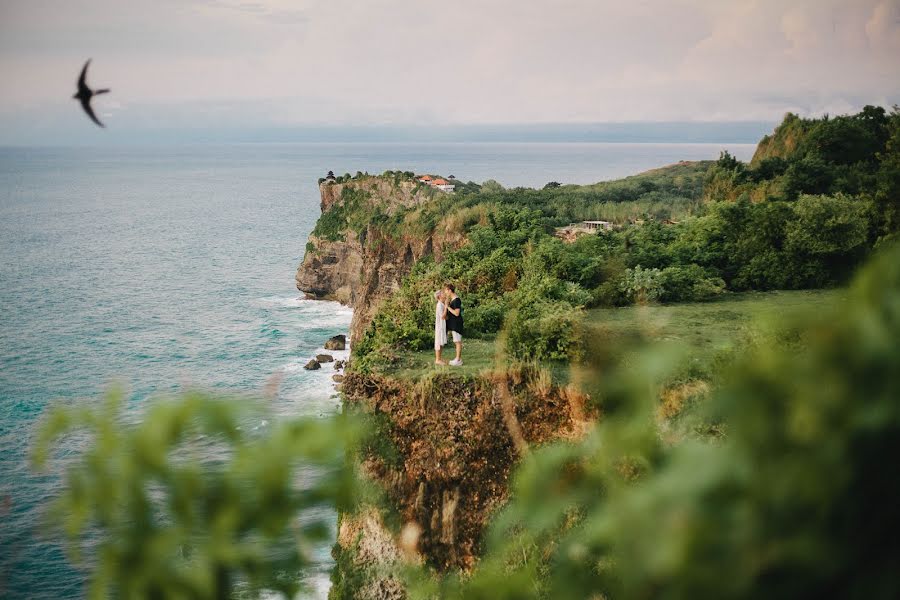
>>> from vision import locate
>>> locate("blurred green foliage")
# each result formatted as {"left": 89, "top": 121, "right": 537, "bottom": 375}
{"left": 31, "top": 392, "right": 363, "bottom": 599}
{"left": 406, "top": 240, "right": 900, "bottom": 599}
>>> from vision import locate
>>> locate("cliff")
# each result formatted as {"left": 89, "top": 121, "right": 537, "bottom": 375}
{"left": 296, "top": 176, "right": 463, "bottom": 342}
{"left": 331, "top": 368, "right": 591, "bottom": 598}
{"left": 750, "top": 112, "right": 816, "bottom": 165}
{"left": 295, "top": 174, "right": 597, "bottom": 598}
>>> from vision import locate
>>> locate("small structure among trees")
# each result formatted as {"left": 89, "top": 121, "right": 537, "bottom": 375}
{"left": 554, "top": 220, "right": 614, "bottom": 243}
{"left": 417, "top": 174, "right": 455, "bottom": 193}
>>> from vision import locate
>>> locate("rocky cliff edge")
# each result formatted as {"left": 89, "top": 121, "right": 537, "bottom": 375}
{"left": 296, "top": 176, "right": 463, "bottom": 343}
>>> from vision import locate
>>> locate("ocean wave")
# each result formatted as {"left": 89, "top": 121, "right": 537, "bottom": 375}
{"left": 255, "top": 296, "right": 354, "bottom": 316}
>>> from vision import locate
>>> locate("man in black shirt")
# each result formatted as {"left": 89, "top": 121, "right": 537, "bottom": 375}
{"left": 443, "top": 282, "right": 463, "bottom": 366}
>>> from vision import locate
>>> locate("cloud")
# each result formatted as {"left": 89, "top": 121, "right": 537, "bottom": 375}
{"left": 0, "top": 0, "right": 897, "bottom": 142}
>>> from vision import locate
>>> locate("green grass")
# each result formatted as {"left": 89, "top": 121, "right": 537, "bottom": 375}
{"left": 586, "top": 288, "right": 844, "bottom": 379}
{"left": 382, "top": 337, "right": 501, "bottom": 380}
{"left": 378, "top": 289, "right": 843, "bottom": 382}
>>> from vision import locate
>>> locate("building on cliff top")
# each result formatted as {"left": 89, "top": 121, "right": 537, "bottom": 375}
{"left": 432, "top": 178, "right": 455, "bottom": 192}
{"left": 582, "top": 220, "right": 613, "bottom": 231}
{"left": 554, "top": 220, "right": 614, "bottom": 243}
{"left": 417, "top": 175, "right": 455, "bottom": 192}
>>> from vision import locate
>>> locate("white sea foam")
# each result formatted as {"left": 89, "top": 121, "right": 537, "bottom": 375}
{"left": 269, "top": 295, "right": 352, "bottom": 421}
{"left": 256, "top": 295, "right": 354, "bottom": 315}
{"left": 256, "top": 295, "right": 311, "bottom": 309}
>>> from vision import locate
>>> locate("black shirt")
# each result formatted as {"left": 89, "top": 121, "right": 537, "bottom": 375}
{"left": 446, "top": 297, "right": 463, "bottom": 333}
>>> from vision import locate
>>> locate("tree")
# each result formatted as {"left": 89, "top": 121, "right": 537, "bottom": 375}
{"left": 480, "top": 180, "right": 505, "bottom": 194}
{"left": 784, "top": 194, "right": 871, "bottom": 285}
{"left": 874, "top": 108, "right": 900, "bottom": 235}
{"left": 619, "top": 265, "right": 663, "bottom": 304}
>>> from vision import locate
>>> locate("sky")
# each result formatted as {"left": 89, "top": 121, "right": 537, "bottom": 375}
{"left": 0, "top": 0, "right": 898, "bottom": 144}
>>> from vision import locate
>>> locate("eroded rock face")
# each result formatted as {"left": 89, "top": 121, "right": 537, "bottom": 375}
{"left": 341, "top": 368, "right": 592, "bottom": 572}
{"left": 333, "top": 509, "right": 406, "bottom": 600}
{"left": 295, "top": 234, "right": 363, "bottom": 306}
{"left": 296, "top": 178, "right": 464, "bottom": 343}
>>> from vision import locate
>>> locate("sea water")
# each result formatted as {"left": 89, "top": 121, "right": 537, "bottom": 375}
{"left": 0, "top": 142, "right": 755, "bottom": 598}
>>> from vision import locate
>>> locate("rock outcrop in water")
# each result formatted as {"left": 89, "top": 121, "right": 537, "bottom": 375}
{"left": 296, "top": 176, "right": 463, "bottom": 342}
{"left": 325, "top": 334, "right": 347, "bottom": 351}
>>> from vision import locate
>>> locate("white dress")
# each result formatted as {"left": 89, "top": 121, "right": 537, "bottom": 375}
{"left": 435, "top": 301, "right": 448, "bottom": 349}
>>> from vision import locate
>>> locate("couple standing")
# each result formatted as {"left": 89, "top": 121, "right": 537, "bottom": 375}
{"left": 434, "top": 283, "right": 463, "bottom": 366}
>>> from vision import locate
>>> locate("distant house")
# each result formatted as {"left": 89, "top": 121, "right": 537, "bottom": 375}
{"left": 416, "top": 174, "right": 455, "bottom": 192}
{"left": 432, "top": 178, "right": 456, "bottom": 192}
{"left": 554, "top": 220, "right": 614, "bottom": 243}
{"left": 325, "top": 170, "right": 336, "bottom": 182}
{"left": 582, "top": 220, "right": 613, "bottom": 231}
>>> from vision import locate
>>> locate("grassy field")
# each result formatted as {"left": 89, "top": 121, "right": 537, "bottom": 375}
{"left": 586, "top": 288, "right": 843, "bottom": 379}
{"left": 379, "top": 289, "right": 843, "bottom": 382}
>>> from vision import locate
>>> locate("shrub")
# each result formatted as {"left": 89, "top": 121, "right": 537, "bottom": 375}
{"left": 593, "top": 277, "right": 630, "bottom": 307}
{"left": 658, "top": 264, "right": 726, "bottom": 302}
{"left": 505, "top": 300, "right": 583, "bottom": 362}
{"left": 784, "top": 194, "right": 871, "bottom": 286}
{"left": 31, "top": 392, "right": 362, "bottom": 599}
{"left": 620, "top": 265, "right": 663, "bottom": 304}
{"left": 464, "top": 296, "right": 506, "bottom": 336}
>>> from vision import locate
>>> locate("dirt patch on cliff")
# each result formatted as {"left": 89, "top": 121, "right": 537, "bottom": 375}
{"left": 343, "top": 367, "right": 593, "bottom": 571}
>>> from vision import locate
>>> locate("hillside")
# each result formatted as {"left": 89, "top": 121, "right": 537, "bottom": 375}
{"left": 294, "top": 106, "right": 900, "bottom": 599}
{"left": 296, "top": 162, "right": 714, "bottom": 342}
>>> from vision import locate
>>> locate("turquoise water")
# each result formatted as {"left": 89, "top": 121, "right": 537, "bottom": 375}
{"left": 0, "top": 142, "right": 755, "bottom": 598}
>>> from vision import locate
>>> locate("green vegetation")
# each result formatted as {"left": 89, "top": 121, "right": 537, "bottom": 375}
{"left": 31, "top": 391, "right": 363, "bottom": 599}
{"left": 362, "top": 337, "right": 500, "bottom": 380}
{"left": 363, "top": 289, "right": 841, "bottom": 387}
{"left": 310, "top": 186, "right": 374, "bottom": 241}
{"left": 31, "top": 106, "right": 900, "bottom": 599}
{"left": 352, "top": 106, "right": 898, "bottom": 370}
{"left": 36, "top": 243, "right": 900, "bottom": 599}
{"left": 587, "top": 288, "right": 839, "bottom": 367}
{"left": 405, "top": 239, "right": 900, "bottom": 600}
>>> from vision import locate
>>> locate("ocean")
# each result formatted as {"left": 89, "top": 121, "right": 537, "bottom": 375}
{"left": 0, "top": 141, "right": 755, "bottom": 598}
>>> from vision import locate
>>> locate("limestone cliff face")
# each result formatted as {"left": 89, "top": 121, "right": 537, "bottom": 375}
{"left": 296, "top": 177, "right": 462, "bottom": 342}
{"left": 330, "top": 369, "right": 591, "bottom": 596}
{"left": 295, "top": 233, "right": 364, "bottom": 305}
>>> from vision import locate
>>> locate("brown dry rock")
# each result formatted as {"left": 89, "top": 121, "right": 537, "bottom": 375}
{"left": 324, "top": 334, "right": 346, "bottom": 351}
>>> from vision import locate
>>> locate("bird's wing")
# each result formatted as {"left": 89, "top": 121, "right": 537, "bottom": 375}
{"left": 77, "top": 59, "right": 91, "bottom": 95}
{"left": 80, "top": 98, "right": 105, "bottom": 128}
{"left": 93, "top": 89, "right": 110, "bottom": 95}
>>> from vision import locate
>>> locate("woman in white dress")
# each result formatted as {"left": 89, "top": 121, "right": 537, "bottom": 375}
{"left": 434, "top": 289, "right": 448, "bottom": 365}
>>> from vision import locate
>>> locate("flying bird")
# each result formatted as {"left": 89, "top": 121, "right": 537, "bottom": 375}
{"left": 73, "top": 59, "right": 110, "bottom": 128}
